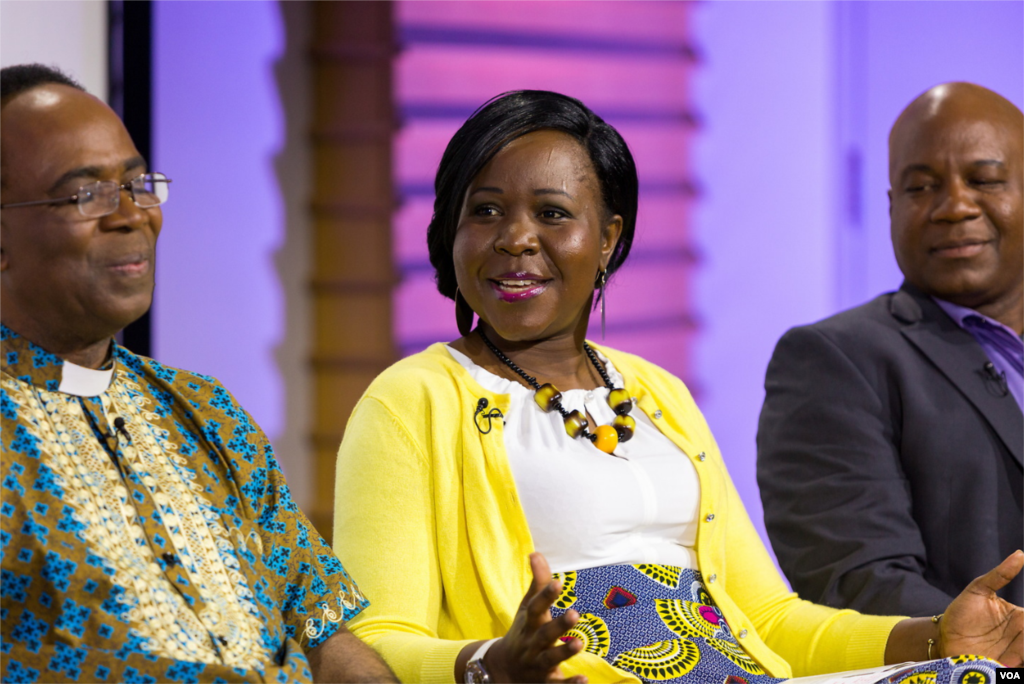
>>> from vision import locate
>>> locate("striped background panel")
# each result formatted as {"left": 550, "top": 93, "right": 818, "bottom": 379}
{"left": 393, "top": 1, "right": 698, "bottom": 384}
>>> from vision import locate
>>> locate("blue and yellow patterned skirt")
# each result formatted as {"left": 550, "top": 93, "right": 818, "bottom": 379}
{"left": 549, "top": 564, "right": 1003, "bottom": 684}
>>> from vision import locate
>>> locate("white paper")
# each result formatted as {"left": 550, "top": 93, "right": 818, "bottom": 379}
{"left": 785, "top": 662, "right": 919, "bottom": 684}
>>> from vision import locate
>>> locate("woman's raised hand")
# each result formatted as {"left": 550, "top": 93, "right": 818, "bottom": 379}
{"left": 485, "top": 552, "right": 587, "bottom": 683}
{"left": 940, "top": 550, "right": 1024, "bottom": 665}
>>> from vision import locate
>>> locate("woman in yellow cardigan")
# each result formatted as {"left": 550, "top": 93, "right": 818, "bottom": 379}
{"left": 333, "top": 91, "right": 1021, "bottom": 684}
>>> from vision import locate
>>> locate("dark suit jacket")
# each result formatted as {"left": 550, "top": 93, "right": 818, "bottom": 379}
{"left": 757, "top": 282, "right": 1023, "bottom": 617}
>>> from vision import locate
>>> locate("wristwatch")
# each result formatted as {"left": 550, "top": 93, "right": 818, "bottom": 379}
{"left": 464, "top": 638, "right": 500, "bottom": 684}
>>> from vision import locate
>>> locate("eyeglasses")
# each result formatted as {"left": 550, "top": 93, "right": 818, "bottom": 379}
{"left": 0, "top": 173, "right": 172, "bottom": 218}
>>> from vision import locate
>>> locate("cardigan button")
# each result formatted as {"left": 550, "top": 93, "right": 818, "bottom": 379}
{"left": 708, "top": 573, "right": 717, "bottom": 583}
{"left": 738, "top": 629, "right": 748, "bottom": 639}
{"left": 705, "top": 513, "right": 715, "bottom": 522}
{"left": 698, "top": 451, "right": 706, "bottom": 461}
{"left": 653, "top": 410, "right": 663, "bottom": 419}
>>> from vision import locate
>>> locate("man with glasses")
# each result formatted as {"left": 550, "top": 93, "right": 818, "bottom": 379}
{"left": 0, "top": 64, "right": 396, "bottom": 683}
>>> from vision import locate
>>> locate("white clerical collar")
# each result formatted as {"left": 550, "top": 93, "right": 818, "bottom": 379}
{"left": 58, "top": 360, "right": 114, "bottom": 397}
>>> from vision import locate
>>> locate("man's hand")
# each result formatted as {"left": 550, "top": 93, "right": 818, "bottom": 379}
{"left": 306, "top": 624, "right": 398, "bottom": 683}
{"left": 940, "top": 550, "right": 1024, "bottom": 666}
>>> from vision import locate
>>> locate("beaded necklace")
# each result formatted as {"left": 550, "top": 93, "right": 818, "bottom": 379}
{"left": 477, "top": 327, "right": 636, "bottom": 454}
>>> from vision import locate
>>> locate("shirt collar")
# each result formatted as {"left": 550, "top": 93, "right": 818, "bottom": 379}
{"left": 932, "top": 297, "right": 1022, "bottom": 339}
{"left": 1, "top": 324, "right": 115, "bottom": 396}
{"left": 58, "top": 360, "right": 115, "bottom": 396}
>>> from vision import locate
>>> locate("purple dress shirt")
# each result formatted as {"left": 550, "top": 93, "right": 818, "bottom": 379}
{"left": 934, "top": 297, "right": 1024, "bottom": 411}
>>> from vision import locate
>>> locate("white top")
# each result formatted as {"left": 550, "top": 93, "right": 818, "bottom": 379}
{"left": 447, "top": 345, "right": 701, "bottom": 574}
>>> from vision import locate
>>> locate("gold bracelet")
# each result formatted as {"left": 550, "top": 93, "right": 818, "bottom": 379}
{"left": 927, "top": 614, "right": 943, "bottom": 660}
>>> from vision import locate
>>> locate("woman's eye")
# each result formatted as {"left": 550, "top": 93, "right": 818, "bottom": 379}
{"left": 473, "top": 205, "right": 499, "bottom": 217}
{"left": 540, "top": 208, "right": 568, "bottom": 220}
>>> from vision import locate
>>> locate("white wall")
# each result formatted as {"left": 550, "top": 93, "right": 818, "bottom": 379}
{"left": 0, "top": 0, "right": 108, "bottom": 99}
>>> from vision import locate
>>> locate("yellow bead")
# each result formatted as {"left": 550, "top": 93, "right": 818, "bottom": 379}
{"left": 534, "top": 383, "right": 562, "bottom": 412}
{"left": 608, "top": 388, "right": 632, "bottom": 415}
{"left": 613, "top": 414, "right": 636, "bottom": 442}
{"left": 563, "top": 410, "right": 589, "bottom": 439}
{"left": 593, "top": 424, "right": 619, "bottom": 453}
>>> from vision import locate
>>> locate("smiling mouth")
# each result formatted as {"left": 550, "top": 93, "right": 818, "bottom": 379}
{"left": 108, "top": 256, "right": 151, "bottom": 276}
{"left": 489, "top": 277, "right": 550, "bottom": 302}
{"left": 930, "top": 240, "right": 990, "bottom": 258}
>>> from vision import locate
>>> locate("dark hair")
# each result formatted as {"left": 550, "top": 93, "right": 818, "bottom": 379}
{"left": 0, "top": 65, "right": 87, "bottom": 192}
{"left": 427, "top": 90, "right": 639, "bottom": 300}
{"left": 1, "top": 63, "right": 85, "bottom": 105}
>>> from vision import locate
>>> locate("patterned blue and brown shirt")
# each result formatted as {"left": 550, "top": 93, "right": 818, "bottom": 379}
{"left": 0, "top": 325, "right": 368, "bottom": 683}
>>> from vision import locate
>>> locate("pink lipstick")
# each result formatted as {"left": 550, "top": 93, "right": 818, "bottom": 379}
{"left": 488, "top": 272, "right": 549, "bottom": 302}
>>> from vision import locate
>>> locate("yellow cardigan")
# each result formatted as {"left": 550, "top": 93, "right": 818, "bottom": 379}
{"left": 333, "top": 344, "right": 904, "bottom": 683}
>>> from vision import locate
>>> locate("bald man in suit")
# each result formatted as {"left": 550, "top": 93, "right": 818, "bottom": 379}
{"left": 757, "top": 82, "right": 1023, "bottom": 617}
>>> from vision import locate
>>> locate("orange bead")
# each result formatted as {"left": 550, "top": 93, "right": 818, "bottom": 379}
{"left": 593, "top": 424, "right": 619, "bottom": 454}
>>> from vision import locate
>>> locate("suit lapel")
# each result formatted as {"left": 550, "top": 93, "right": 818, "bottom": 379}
{"left": 894, "top": 286, "right": 1023, "bottom": 467}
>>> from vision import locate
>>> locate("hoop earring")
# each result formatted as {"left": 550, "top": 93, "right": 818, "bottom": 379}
{"left": 595, "top": 269, "right": 608, "bottom": 340}
{"left": 455, "top": 287, "right": 476, "bottom": 337}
